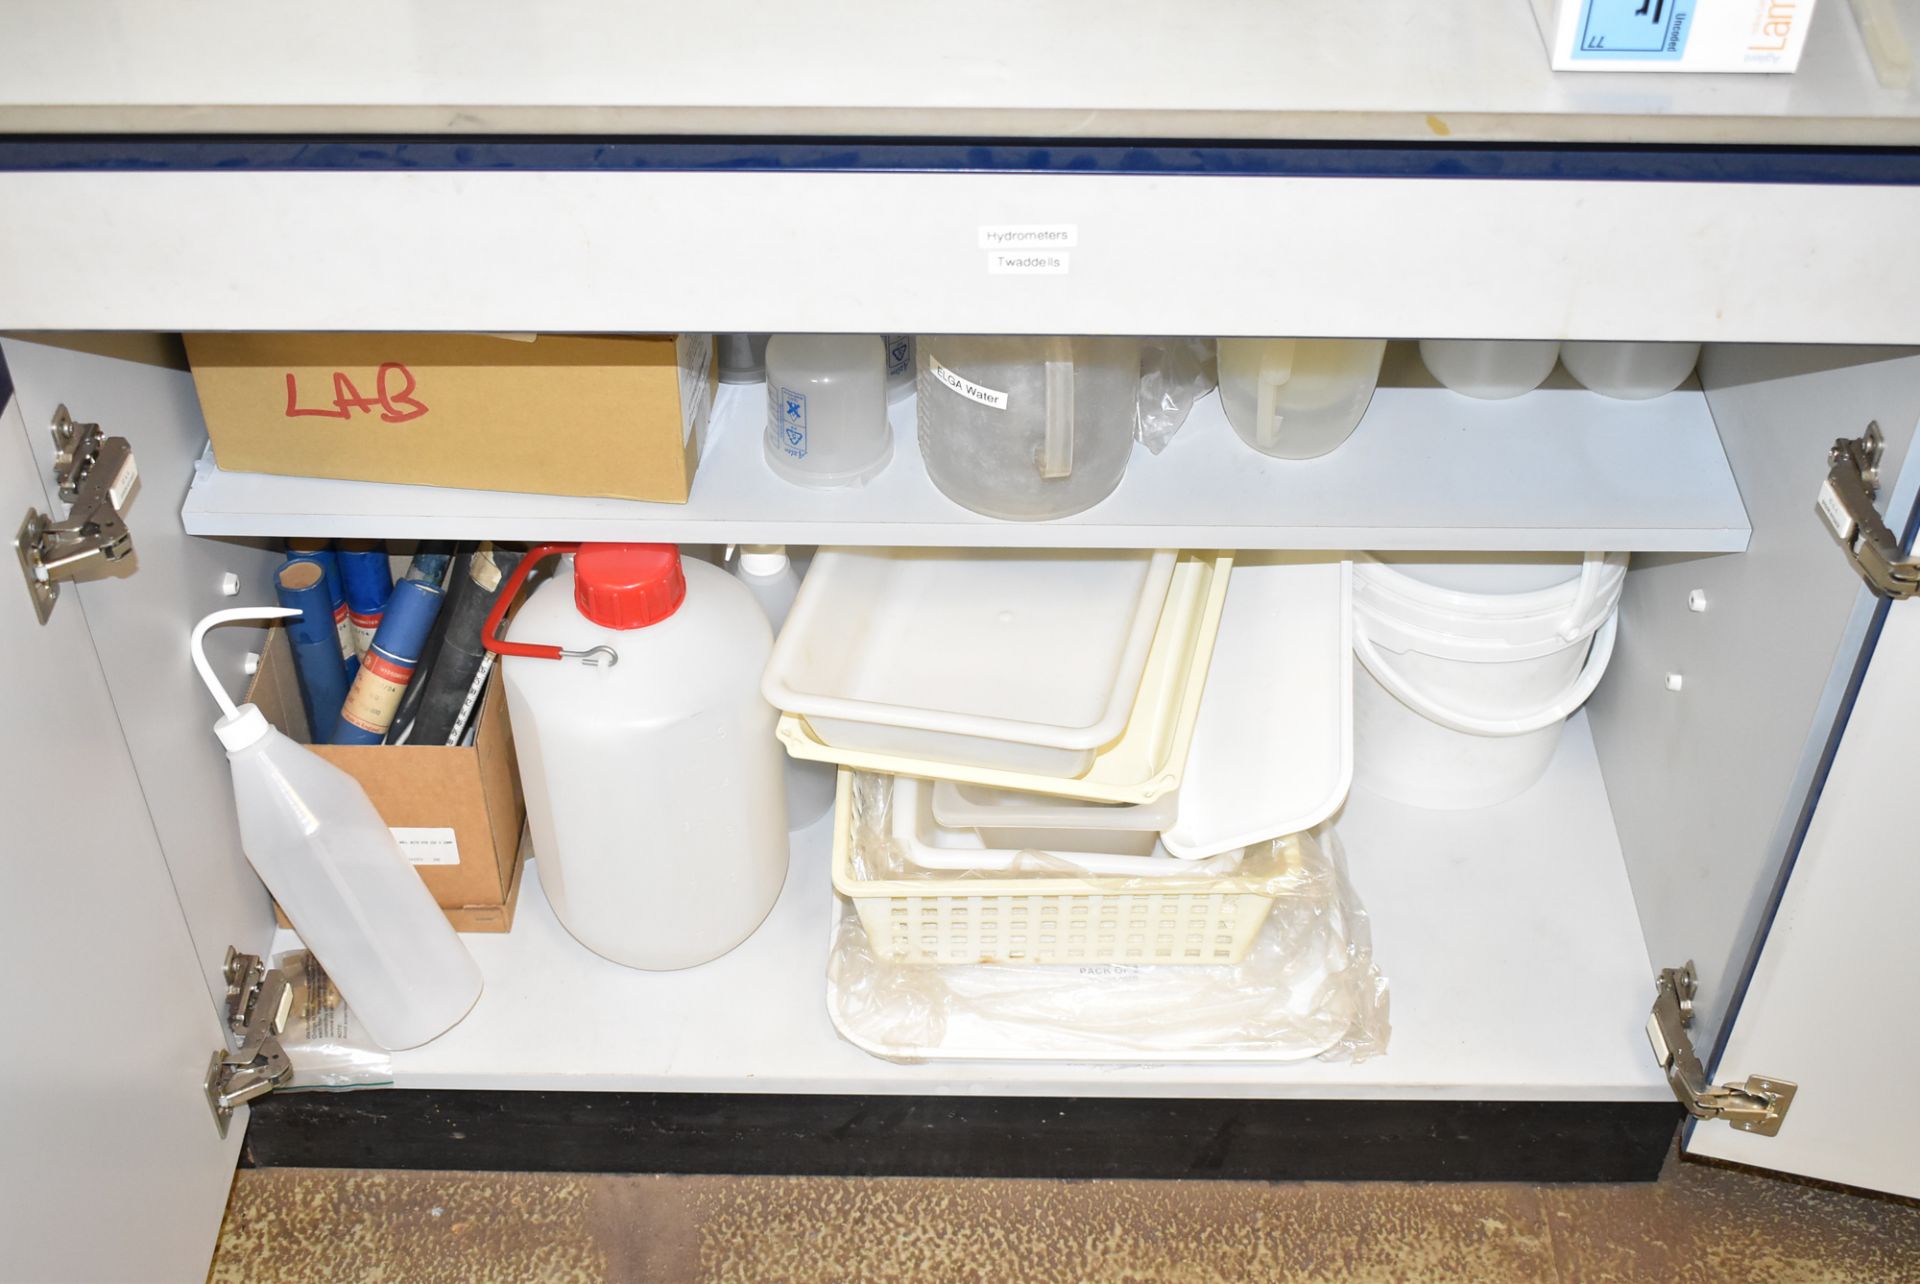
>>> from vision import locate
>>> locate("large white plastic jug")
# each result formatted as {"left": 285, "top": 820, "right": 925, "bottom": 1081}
{"left": 730, "top": 543, "right": 836, "bottom": 831}
{"left": 1218, "top": 338, "right": 1386, "bottom": 459}
{"left": 191, "top": 608, "right": 483, "bottom": 1051}
{"left": 489, "top": 544, "right": 789, "bottom": 969}
{"left": 917, "top": 336, "right": 1140, "bottom": 520}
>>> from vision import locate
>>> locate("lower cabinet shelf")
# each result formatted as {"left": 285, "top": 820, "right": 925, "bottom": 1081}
{"left": 268, "top": 713, "right": 1668, "bottom": 1106}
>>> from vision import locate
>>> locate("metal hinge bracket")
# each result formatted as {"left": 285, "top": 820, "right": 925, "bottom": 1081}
{"left": 1819, "top": 422, "right": 1920, "bottom": 600}
{"left": 203, "top": 947, "right": 294, "bottom": 1138}
{"left": 1648, "top": 961, "right": 1796, "bottom": 1137}
{"left": 14, "top": 405, "right": 139, "bottom": 624}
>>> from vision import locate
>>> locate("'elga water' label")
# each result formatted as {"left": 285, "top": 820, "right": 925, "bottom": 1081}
{"left": 771, "top": 384, "right": 810, "bottom": 459}
{"left": 927, "top": 358, "right": 1009, "bottom": 410}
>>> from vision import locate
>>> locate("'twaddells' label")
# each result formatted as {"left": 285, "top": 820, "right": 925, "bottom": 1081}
{"left": 927, "top": 358, "right": 1010, "bottom": 410}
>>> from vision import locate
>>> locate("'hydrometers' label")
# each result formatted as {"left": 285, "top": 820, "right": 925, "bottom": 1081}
{"left": 927, "top": 358, "right": 1009, "bottom": 410}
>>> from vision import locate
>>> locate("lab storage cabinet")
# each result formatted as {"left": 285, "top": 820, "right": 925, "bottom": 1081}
{"left": 7, "top": 6, "right": 1920, "bottom": 1278}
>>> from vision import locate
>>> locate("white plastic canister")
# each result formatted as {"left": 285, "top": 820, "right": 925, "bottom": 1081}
{"left": 490, "top": 543, "right": 789, "bottom": 969}
{"left": 1351, "top": 552, "right": 1626, "bottom": 810}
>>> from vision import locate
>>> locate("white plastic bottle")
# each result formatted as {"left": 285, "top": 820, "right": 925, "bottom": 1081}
{"left": 499, "top": 544, "right": 789, "bottom": 969}
{"left": 763, "top": 334, "right": 892, "bottom": 488}
{"left": 191, "top": 607, "right": 483, "bottom": 1051}
{"left": 729, "top": 544, "right": 836, "bottom": 830}
{"left": 1561, "top": 341, "right": 1700, "bottom": 400}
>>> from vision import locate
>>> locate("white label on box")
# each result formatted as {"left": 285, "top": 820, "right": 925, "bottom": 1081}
{"left": 987, "top": 250, "right": 1070, "bottom": 276}
{"left": 927, "top": 357, "right": 1009, "bottom": 410}
{"left": 391, "top": 826, "right": 460, "bottom": 866}
{"left": 677, "top": 333, "right": 715, "bottom": 447}
{"left": 978, "top": 224, "right": 1078, "bottom": 250}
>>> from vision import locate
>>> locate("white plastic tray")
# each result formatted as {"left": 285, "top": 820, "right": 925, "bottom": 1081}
{"left": 930, "top": 778, "right": 1179, "bottom": 855}
{"left": 1160, "top": 556, "right": 1354, "bottom": 861}
{"left": 763, "top": 547, "right": 1177, "bottom": 776}
{"left": 775, "top": 552, "right": 1233, "bottom": 804}
{"left": 893, "top": 775, "right": 1228, "bottom": 874}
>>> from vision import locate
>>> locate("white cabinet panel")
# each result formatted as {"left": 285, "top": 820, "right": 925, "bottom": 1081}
{"left": 1, "top": 172, "right": 1918, "bottom": 342}
{"left": 1686, "top": 587, "right": 1920, "bottom": 1196}
{"left": 0, "top": 389, "right": 239, "bottom": 1284}
{"left": 1, "top": 339, "right": 279, "bottom": 1019}
{"left": 1588, "top": 346, "right": 1920, "bottom": 1055}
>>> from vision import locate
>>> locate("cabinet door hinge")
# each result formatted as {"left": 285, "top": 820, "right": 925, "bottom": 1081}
{"left": 1818, "top": 422, "right": 1920, "bottom": 600}
{"left": 1647, "top": 961, "right": 1796, "bottom": 1137}
{"left": 202, "top": 947, "right": 293, "bottom": 1138}
{"left": 14, "top": 405, "right": 139, "bottom": 624}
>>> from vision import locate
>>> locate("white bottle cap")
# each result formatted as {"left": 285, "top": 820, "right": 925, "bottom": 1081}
{"left": 737, "top": 544, "right": 791, "bottom": 577}
{"left": 215, "top": 704, "right": 272, "bottom": 752}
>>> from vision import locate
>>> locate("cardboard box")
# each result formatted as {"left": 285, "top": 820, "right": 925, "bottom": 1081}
{"left": 249, "top": 627, "right": 526, "bottom": 932}
{"left": 186, "top": 332, "right": 714, "bottom": 501}
{"left": 1529, "top": 0, "right": 1816, "bottom": 71}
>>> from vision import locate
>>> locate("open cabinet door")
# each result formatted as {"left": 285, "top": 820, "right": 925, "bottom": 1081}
{"left": 1686, "top": 539, "right": 1920, "bottom": 1195}
{"left": 0, "top": 384, "right": 240, "bottom": 1281}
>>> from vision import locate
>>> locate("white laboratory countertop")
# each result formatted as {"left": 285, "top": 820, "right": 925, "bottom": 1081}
{"left": 0, "top": 0, "right": 1913, "bottom": 144}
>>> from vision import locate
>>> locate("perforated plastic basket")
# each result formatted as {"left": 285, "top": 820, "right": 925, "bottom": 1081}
{"left": 829, "top": 771, "right": 1293, "bottom": 966}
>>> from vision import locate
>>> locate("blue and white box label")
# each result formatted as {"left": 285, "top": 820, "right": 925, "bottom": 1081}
{"left": 1572, "top": 0, "right": 1695, "bottom": 59}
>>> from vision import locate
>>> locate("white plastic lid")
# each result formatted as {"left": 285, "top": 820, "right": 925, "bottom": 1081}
{"left": 737, "top": 545, "right": 791, "bottom": 577}
{"left": 215, "top": 704, "right": 271, "bottom": 752}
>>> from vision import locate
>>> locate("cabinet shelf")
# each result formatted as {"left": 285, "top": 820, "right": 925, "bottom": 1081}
{"left": 325, "top": 715, "right": 1666, "bottom": 1101}
{"left": 183, "top": 353, "right": 1750, "bottom": 552}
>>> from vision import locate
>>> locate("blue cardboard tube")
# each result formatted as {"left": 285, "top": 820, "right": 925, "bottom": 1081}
{"left": 340, "top": 544, "right": 394, "bottom": 656}
{"left": 331, "top": 577, "right": 446, "bottom": 745}
{"left": 274, "top": 557, "right": 350, "bottom": 743}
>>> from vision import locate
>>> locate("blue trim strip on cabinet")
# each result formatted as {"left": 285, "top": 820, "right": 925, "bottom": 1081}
{"left": 1705, "top": 477, "right": 1920, "bottom": 1088}
{"left": 0, "top": 137, "right": 1917, "bottom": 185}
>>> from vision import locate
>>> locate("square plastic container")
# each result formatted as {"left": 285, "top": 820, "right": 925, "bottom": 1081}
{"left": 775, "top": 553, "right": 1232, "bottom": 803}
{"left": 896, "top": 775, "right": 1211, "bottom": 873}
{"left": 930, "top": 780, "right": 1178, "bottom": 857}
{"left": 763, "top": 548, "right": 1177, "bottom": 776}
{"left": 830, "top": 771, "right": 1286, "bottom": 966}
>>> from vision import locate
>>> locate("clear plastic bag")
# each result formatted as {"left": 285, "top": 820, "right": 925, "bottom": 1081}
{"left": 272, "top": 949, "right": 394, "bottom": 1090}
{"left": 829, "top": 771, "right": 1389, "bottom": 1062}
{"left": 1135, "top": 337, "right": 1219, "bottom": 455}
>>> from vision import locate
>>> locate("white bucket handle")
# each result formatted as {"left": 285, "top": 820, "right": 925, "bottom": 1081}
{"left": 1555, "top": 552, "right": 1608, "bottom": 642}
{"left": 1355, "top": 610, "right": 1619, "bottom": 738}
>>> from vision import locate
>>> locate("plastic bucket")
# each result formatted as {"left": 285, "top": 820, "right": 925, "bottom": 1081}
{"left": 1351, "top": 552, "right": 1626, "bottom": 810}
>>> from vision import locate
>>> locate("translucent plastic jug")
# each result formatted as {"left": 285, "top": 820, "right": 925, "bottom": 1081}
{"left": 917, "top": 336, "right": 1140, "bottom": 520}
{"left": 191, "top": 607, "right": 483, "bottom": 1051}
{"left": 764, "top": 334, "right": 892, "bottom": 487}
{"left": 1561, "top": 341, "right": 1700, "bottom": 400}
{"left": 1217, "top": 338, "right": 1386, "bottom": 459}
{"left": 489, "top": 544, "right": 789, "bottom": 970}
{"left": 1418, "top": 339, "right": 1560, "bottom": 400}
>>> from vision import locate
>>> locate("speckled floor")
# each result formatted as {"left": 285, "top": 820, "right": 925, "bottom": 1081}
{"left": 211, "top": 1145, "right": 1920, "bottom": 1283}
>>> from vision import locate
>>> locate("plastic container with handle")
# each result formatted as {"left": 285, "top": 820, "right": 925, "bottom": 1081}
{"left": 1218, "top": 338, "right": 1386, "bottom": 458}
{"left": 486, "top": 543, "right": 789, "bottom": 970}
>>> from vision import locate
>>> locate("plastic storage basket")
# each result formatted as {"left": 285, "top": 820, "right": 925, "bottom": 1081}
{"left": 831, "top": 771, "right": 1297, "bottom": 965}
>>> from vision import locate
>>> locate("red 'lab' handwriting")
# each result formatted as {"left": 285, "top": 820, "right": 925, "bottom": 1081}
{"left": 284, "top": 363, "right": 429, "bottom": 423}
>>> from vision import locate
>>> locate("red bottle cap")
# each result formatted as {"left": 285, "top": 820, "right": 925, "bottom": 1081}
{"left": 573, "top": 543, "right": 686, "bottom": 630}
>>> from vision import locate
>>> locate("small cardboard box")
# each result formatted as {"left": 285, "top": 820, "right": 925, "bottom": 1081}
{"left": 185, "top": 332, "right": 714, "bottom": 501}
{"left": 249, "top": 627, "right": 526, "bottom": 931}
{"left": 1528, "top": 0, "right": 1817, "bottom": 71}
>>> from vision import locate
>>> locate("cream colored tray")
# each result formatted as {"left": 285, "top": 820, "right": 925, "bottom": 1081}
{"left": 776, "top": 551, "right": 1233, "bottom": 805}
